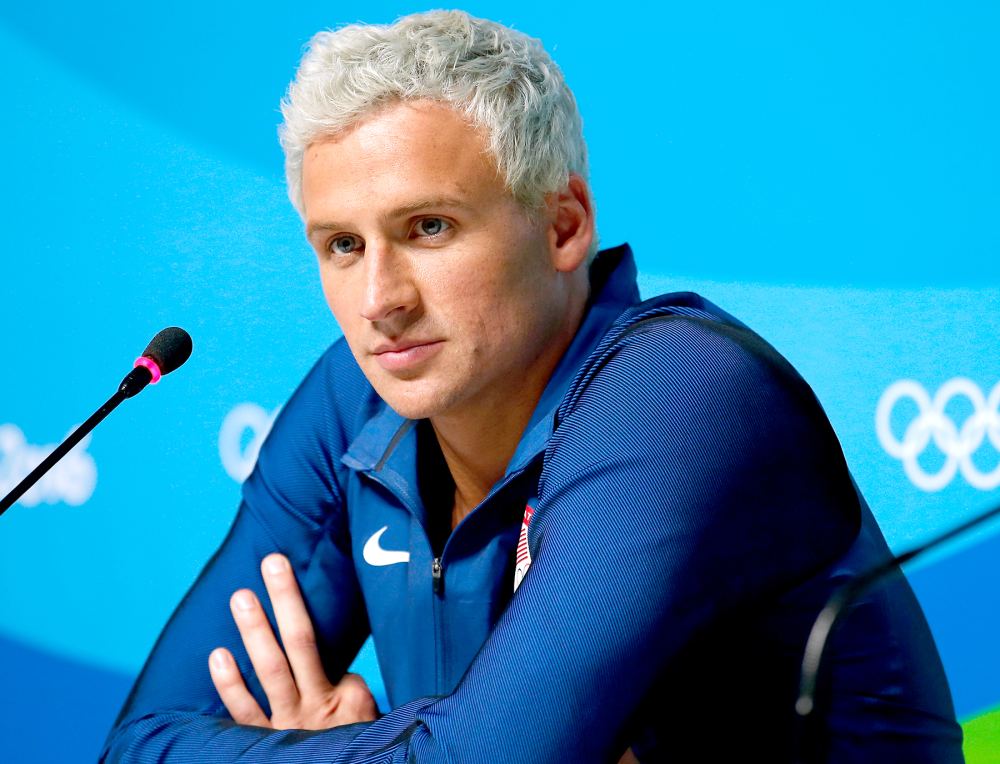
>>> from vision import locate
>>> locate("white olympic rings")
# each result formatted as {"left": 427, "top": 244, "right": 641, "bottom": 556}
{"left": 876, "top": 378, "right": 1000, "bottom": 491}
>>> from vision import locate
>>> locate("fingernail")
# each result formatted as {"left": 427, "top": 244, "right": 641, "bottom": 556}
{"left": 210, "top": 649, "right": 229, "bottom": 671}
{"left": 264, "top": 554, "right": 288, "bottom": 575}
{"left": 234, "top": 590, "right": 255, "bottom": 611}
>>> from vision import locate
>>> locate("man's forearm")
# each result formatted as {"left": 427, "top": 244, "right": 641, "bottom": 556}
{"left": 102, "top": 698, "right": 437, "bottom": 763}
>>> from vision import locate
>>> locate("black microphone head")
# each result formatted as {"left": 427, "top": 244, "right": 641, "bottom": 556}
{"left": 142, "top": 327, "right": 193, "bottom": 375}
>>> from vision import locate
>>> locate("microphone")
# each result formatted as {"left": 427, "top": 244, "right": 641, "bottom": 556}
{"left": 0, "top": 327, "right": 193, "bottom": 517}
{"left": 119, "top": 327, "right": 194, "bottom": 397}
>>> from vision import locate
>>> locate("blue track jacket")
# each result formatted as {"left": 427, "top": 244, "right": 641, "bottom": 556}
{"left": 102, "top": 245, "right": 963, "bottom": 763}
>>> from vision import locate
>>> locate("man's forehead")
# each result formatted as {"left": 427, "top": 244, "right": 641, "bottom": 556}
{"left": 300, "top": 102, "right": 505, "bottom": 227}
{"left": 307, "top": 100, "right": 487, "bottom": 158}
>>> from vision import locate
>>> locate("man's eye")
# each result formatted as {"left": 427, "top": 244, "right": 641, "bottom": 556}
{"left": 414, "top": 218, "right": 450, "bottom": 237}
{"left": 329, "top": 235, "right": 362, "bottom": 255}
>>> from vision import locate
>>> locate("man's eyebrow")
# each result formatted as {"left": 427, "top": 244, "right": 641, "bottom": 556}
{"left": 306, "top": 196, "right": 474, "bottom": 238}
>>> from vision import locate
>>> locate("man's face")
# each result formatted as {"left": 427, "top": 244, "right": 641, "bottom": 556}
{"left": 301, "top": 100, "right": 576, "bottom": 421}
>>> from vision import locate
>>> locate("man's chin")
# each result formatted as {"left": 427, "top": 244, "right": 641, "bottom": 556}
{"left": 368, "top": 377, "right": 454, "bottom": 421}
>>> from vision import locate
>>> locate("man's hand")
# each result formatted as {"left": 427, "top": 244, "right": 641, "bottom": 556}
{"left": 209, "top": 552, "right": 378, "bottom": 730}
{"left": 617, "top": 748, "right": 639, "bottom": 764}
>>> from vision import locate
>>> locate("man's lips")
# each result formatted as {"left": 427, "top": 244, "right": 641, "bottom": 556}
{"left": 372, "top": 338, "right": 439, "bottom": 354}
{"left": 372, "top": 339, "right": 444, "bottom": 372}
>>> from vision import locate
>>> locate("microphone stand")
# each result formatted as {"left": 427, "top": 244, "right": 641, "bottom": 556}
{"left": 0, "top": 366, "right": 154, "bottom": 517}
{"left": 793, "top": 498, "right": 1000, "bottom": 763}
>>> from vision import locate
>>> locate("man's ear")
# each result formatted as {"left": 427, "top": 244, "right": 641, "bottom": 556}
{"left": 547, "top": 173, "right": 595, "bottom": 272}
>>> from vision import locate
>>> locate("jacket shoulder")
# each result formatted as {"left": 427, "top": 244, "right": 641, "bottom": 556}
{"left": 242, "top": 335, "right": 378, "bottom": 523}
{"left": 558, "top": 291, "right": 813, "bottom": 425}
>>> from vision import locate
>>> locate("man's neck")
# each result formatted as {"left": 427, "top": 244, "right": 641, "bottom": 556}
{"left": 430, "top": 384, "right": 542, "bottom": 530}
{"left": 430, "top": 294, "right": 589, "bottom": 530}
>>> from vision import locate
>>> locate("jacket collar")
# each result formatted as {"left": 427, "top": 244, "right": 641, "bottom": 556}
{"left": 342, "top": 243, "right": 640, "bottom": 483}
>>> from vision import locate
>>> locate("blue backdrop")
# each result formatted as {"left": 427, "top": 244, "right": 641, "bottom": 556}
{"left": 1, "top": 2, "right": 997, "bottom": 761}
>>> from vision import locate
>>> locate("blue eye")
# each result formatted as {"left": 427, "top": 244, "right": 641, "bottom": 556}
{"left": 415, "top": 218, "right": 449, "bottom": 237}
{"left": 329, "top": 235, "right": 362, "bottom": 255}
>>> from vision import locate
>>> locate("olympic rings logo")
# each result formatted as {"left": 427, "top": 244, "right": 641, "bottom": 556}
{"left": 876, "top": 379, "right": 1000, "bottom": 491}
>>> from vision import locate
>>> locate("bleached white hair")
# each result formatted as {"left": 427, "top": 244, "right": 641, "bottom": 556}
{"left": 279, "top": 10, "right": 591, "bottom": 224}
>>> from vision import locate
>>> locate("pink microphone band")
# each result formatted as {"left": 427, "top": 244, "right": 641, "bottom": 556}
{"left": 134, "top": 356, "right": 162, "bottom": 384}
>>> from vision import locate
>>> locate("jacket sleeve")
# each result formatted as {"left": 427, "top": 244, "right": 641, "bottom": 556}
{"left": 103, "top": 318, "right": 861, "bottom": 763}
{"left": 101, "top": 344, "right": 381, "bottom": 762}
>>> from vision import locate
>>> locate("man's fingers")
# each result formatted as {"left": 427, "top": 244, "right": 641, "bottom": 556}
{"left": 335, "top": 673, "right": 379, "bottom": 723}
{"left": 208, "top": 648, "right": 271, "bottom": 727}
{"left": 229, "top": 588, "right": 300, "bottom": 713}
{"left": 260, "top": 553, "right": 331, "bottom": 697}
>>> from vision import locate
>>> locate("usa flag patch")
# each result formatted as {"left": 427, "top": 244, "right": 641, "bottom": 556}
{"left": 513, "top": 504, "right": 534, "bottom": 592}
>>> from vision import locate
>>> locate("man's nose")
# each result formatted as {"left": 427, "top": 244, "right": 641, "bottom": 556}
{"left": 359, "top": 242, "right": 418, "bottom": 323}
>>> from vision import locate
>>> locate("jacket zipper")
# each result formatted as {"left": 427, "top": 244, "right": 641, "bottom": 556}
{"left": 432, "top": 557, "right": 444, "bottom": 595}
{"left": 361, "top": 451, "right": 539, "bottom": 694}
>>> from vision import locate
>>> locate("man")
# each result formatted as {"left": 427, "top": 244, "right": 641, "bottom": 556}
{"left": 102, "top": 10, "right": 963, "bottom": 763}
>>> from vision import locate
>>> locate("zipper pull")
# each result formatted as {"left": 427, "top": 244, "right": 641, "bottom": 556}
{"left": 432, "top": 557, "right": 444, "bottom": 595}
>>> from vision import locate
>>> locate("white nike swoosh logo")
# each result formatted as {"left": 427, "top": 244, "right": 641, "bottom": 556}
{"left": 363, "top": 526, "right": 411, "bottom": 566}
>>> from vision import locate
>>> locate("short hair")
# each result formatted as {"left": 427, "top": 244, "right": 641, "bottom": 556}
{"left": 279, "top": 10, "right": 592, "bottom": 225}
